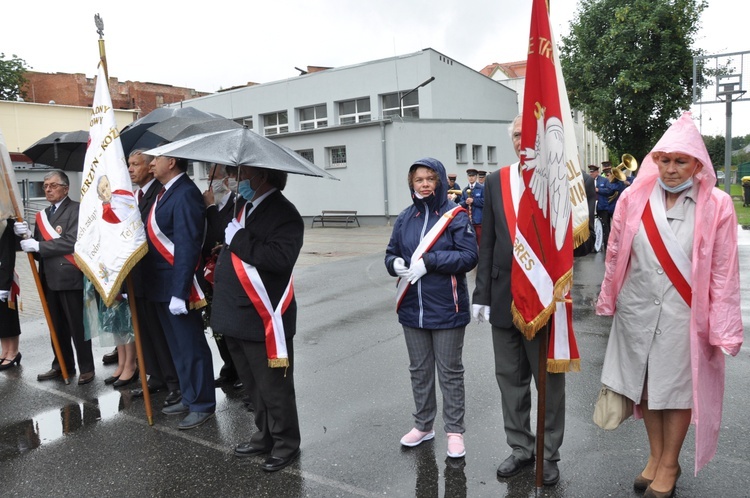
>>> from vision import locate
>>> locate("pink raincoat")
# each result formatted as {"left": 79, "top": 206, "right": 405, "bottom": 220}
{"left": 596, "top": 113, "right": 743, "bottom": 474}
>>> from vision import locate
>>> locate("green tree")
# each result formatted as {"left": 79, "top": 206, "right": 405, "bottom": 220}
{"left": 560, "top": 0, "right": 708, "bottom": 162}
{"left": 0, "top": 53, "right": 30, "bottom": 101}
{"left": 702, "top": 134, "right": 724, "bottom": 167}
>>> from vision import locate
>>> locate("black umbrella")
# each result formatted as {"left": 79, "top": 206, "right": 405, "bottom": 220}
{"left": 22, "top": 130, "right": 90, "bottom": 171}
{"left": 126, "top": 116, "right": 241, "bottom": 153}
{"left": 119, "top": 107, "right": 225, "bottom": 155}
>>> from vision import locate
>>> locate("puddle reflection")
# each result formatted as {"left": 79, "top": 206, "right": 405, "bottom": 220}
{"left": 0, "top": 392, "right": 130, "bottom": 462}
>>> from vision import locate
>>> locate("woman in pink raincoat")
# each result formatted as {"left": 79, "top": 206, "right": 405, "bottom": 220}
{"left": 596, "top": 113, "right": 743, "bottom": 498}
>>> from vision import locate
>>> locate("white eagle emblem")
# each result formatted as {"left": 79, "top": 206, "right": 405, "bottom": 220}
{"left": 521, "top": 103, "right": 571, "bottom": 250}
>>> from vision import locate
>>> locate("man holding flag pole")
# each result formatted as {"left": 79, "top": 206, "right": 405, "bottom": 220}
{"left": 472, "top": 0, "right": 581, "bottom": 488}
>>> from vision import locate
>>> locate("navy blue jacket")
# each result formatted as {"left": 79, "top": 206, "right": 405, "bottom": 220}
{"left": 460, "top": 181, "right": 484, "bottom": 224}
{"left": 385, "top": 158, "right": 478, "bottom": 330}
{"left": 595, "top": 176, "right": 625, "bottom": 214}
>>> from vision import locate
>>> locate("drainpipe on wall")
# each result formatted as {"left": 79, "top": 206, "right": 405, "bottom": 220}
{"left": 380, "top": 119, "right": 391, "bottom": 225}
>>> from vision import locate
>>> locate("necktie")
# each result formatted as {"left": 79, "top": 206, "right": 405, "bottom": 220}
{"left": 49, "top": 204, "right": 56, "bottom": 216}
{"left": 138, "top": 189, "right": 144, "bottom": 203}
{"left": 157, "top": 187, "right": 166, "bottom": 202}
{"left": 245, "top": 202, "right": 253, "bottom": 222}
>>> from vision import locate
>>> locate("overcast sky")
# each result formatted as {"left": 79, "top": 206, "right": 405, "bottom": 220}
{"left": 2, "top": 0, "right": 748, "bottom": 136}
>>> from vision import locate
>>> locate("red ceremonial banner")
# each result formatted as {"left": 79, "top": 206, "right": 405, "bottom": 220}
{"left": 511, "top": 0, "right": 579, "bottom": 372}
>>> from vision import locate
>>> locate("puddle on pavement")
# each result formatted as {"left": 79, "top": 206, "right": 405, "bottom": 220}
{"left": 0, "top": 391, "right": 131, "bottom": 462}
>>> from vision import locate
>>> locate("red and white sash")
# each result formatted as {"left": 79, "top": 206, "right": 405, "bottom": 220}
{"left": 232, "top": 203, "right": 294, "bottom": 368}
{"left": 35, "top": 209, "right": 79, "bottom": 268}
{"left": 147, "top": 198, "right": 207, "bottom": 310}
{"left": 8, "top": 270, "right": 21, "bottom": 311}
{"left": 641, "top": 186, "right": 692, "bottom": 307}
{"left": 395, "top": 205, "right": 467, "bottom": 310}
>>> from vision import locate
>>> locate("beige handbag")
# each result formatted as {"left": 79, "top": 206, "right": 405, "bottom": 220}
{"left": 593, "top": 386, "right": 633, "bottom": 430}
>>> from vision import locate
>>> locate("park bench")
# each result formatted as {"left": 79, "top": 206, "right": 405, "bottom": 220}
{"left": 311, "top": 210, "right": 360, "bottom": 228}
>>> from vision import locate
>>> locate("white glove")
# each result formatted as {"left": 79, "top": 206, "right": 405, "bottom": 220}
{"left": 0, "top": 290, "right": 9, "bottom": 302}
{"left": 169, "top": 296, "right": 188, "bottom": 315}
{"left": 13, "top": 221, "right": 29, "bottom": 237}
{"left": 393, "top": 258, "right": 410, "bottom": 278}
{"left": 406, "top": 258, "right": 428, "bottom": 284}
{"left": 225, "top": 219, "right": 242, "bottom": 246}
{"left": 472, "top": 304, "right": 491, "bottom": 323}
{"left": 20, "top": 239, "right": 39, "bottom": 253}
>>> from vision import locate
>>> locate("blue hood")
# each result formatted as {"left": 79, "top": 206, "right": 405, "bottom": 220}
{"left": 409, "top": 157, "right": 449, "bottom": 212}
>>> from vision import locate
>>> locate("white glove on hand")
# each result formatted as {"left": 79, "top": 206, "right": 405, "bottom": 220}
{"left": 393, "top": 258, "right": 410, "bottom": 278}
{"left": 20, "top": 239, "right": 39, "bottom": 253}
{"left": 225, "top": 219, "right": 242, "bottom": 246}
{"left": 406, "top": 258, "right": 427, "bottom": 284}
{"left": 169, "top": 296, "right": 188, "bottom": 315}
{"left": 472, "top": 304, "right": 491, "bottom": 324}
{"left": 13, "top": 221, "right": 29, "bottom": 237}
{"left": 0, "top": 290, "right": 9, "bottom": 302}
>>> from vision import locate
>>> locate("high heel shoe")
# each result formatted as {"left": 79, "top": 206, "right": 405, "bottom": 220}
{"left": 643, "top": 465, "right": 681, "bottom": 498}
{"left": 104, "top": 375, "right": 120, "bottom": 385}
{"left": 0, "top": 352, "right": 22, "bottom": 371}
{"left": 113, "top": 368, "right": 139, "bottom": 388}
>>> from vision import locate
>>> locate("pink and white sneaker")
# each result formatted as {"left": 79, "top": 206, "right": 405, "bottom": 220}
{"left": 400, "top": 428, "right": 435, "bottom": 447}
{"left": 446, "top": 433, "right": 466, "bottom": 458}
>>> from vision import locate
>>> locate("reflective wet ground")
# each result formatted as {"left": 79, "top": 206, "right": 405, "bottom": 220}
{"left": 1, "top": 225, "right": 749, "bottom": 497}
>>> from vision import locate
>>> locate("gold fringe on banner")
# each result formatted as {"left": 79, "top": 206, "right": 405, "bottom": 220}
{"left": 268, "top": 358, "right": 290, "bottom": 369}
{"left": 547, "top": 358, "right": 581, "bottom": 373}
{"left": 75, "top": 241, "right": 148, "bottom": 308}
{"left": 573, "top": 221, "right": 590, "bottom": 249}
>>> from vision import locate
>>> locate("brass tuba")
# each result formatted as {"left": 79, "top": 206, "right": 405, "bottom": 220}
{"left": 612, "top": 153, "right": 638, "bottom": 182}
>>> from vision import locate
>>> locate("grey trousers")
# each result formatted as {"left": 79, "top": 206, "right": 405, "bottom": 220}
{"left": 402, "top": 325, "right": 466, "bottom": 434}
{"left": 492, "top": 324, "right": 565, "bottom": 461}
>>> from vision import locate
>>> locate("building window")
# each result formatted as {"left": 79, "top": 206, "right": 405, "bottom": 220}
{"left": 327, "top": 146, "right": 347, "bottom": 169}
{"left": 381, "top": 91, "right": 420, "bottom": 118}
{"left": 234, "top": 116, "right": 253, "bottom": 129}
{"left": 487, "top": 146, "right": 497, "bottom": 164}
{"left": 155, "top": 95, "right": 164, "bottom": 107}
{"left": 456, "top": 144, "right": 467, "bottom": 164}
{"left": 339, "top": 98, "right": 371, "bottom": 125}
{"left": 263, "top": 111, "right": 288, "bottom": 136}
{"left": 472, "top": 145, "right": 482, "bottom": 163}
{"left": 296, "top": 149, "right": 314, "bottom": 163}
{"left": 299, "top": 104, "right": 327, "bottom": 131}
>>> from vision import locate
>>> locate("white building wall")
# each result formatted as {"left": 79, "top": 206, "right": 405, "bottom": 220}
{"left": 172, "top": 49, "right": 520, "bottom": 222}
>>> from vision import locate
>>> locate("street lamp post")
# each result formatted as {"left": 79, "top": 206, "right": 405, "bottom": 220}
{"left": 399, "top": 76, "right": 435, "bottom": 117}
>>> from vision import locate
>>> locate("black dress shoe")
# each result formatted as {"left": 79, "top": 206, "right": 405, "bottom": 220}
{"left": 78, "top": 371, "right": 95, "bottom": 385}
{"left": 164, "top": 390, "right": 182, "bottom": 406}
{"left": 113, "top": 369, "right": 139, "bottom": 388}
{"left": 542, "top": 460, "right": 560, "bottom": 486}
{"left": 261, "top": 449, "right": 300, "bottom": 472}
{"left": 496, "top": 454, "right": 534, "bottom": 478}
{"left": 102, "top": 348, "right": 119, "bottom": 365}
{"left": 37, "top": 369, "right": 63, "bottom": 381}
{"left": 104, "top": 375, "right": 120, "bottom": 385}
{"left": 131, "top": 380, "right": 167, "bottom": 397}
{"left": 234, "top": 442, "right": 271, "bottom": 458}
{"left": 0, "top": 352, "right": 22, "bottom": 371}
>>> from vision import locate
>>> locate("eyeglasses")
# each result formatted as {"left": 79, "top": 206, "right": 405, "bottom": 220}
{"left": 43, "top": 183, "right": 66, "bottom": 190}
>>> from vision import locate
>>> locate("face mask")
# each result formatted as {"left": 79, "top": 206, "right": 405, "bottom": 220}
{"left": 657, "top": 177, "right": 693, "bottom": 194}
{"left": 238, "top": 179, "right": 256, "bottom": 200}
{"left": 226, "top": 178, "right": 238, "bottom": 191}
{"left": 211, "top": 179, "right": 228, "bottom": 194}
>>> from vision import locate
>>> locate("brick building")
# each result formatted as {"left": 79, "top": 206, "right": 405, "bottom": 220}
{"left": 21, "top": 71, "right": 211, "bottom": 116}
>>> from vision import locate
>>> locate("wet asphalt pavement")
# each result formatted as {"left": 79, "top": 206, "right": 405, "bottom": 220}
{"left": 1, "top": 225, "right": 749, "bottom": 497}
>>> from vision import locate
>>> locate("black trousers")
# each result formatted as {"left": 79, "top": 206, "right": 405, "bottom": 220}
{"left": 598, "top": 210, "right": 612, "bottom": 249}
{"left": 226, "top": 336, "right": 300, "bottom": 459}
{"left": 46, "top": 287, "right": 93, "bottom": 374}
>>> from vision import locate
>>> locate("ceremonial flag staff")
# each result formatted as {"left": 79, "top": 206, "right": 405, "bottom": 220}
{"left": 90, "top": 14, "right": 154, "bottom": 424}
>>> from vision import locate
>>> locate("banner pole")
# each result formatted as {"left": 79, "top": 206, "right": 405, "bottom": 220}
{"left": 535, "top": 322, "right": 549, "bottom": 490}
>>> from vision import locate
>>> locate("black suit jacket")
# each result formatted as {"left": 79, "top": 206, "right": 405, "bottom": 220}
{"left": 472, "top": 166, "right": 515, "bottom": 328}
{"left": 202, "top": 192, "right": 236, "bottom": 260}
{"left": 33, "top": 197, "right": 83, "bottom": 291}
{"left": 211, "top": 190, "right": 304, "bottom": 342}
{"left": 0, "top": 220, "right": 17, "bottom": 291}
{"left": 132, "top": 181, "right": 162, "bottom": 298}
